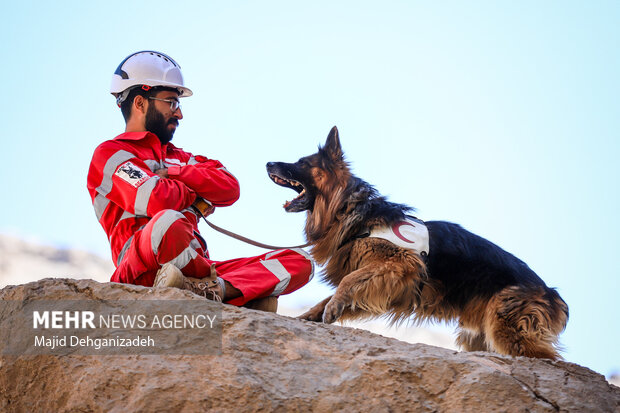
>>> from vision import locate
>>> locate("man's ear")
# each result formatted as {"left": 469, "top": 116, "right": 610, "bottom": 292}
{"left": 132, "top": 95, "right": 148, "bottom": 116}
{"left": 324, "top": 126, "right": 343, "bottom": 161}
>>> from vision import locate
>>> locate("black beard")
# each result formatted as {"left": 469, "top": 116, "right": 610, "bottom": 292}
{"left": 145, "top": 103, "right": 178, "bottom": 144}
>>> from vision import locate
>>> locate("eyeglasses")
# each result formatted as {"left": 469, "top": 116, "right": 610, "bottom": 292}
{"left": 148, "top": 97, "right": 181, "bottom": 112}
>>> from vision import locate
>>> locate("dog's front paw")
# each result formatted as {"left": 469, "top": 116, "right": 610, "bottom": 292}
{"left": 297, "top": 307, "right": 324, "bottom": 322}
{"left": 322, "top": 298, "right": 346, "bottom": 324}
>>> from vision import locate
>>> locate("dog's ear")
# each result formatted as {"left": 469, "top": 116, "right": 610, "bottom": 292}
{"left": 324, "top": 126, "right": 343, "bottom": 161}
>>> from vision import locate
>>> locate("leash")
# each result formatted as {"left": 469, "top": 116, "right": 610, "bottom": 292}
{"left": 201, "top": 217, "right": 311, "bottom": 250}
{"left": 191, "top": 201, "right": 311, "bottom": 250}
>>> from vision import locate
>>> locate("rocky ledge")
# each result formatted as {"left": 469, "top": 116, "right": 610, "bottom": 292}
{"left": 0, "top": 278, "right": 618, "bottom": 412}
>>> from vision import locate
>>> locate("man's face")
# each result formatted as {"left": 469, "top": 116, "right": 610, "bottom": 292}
{"left": 145, "top": 90, "right": 183, "bottom": 144}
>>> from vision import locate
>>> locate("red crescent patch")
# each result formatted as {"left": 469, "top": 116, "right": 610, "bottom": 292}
{"left": 392, "top": 221, "right": 417, "bottom": 243}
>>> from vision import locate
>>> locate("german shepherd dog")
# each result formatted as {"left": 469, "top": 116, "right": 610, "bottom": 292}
{"left": 266, "top": 126, "right": 569, "bottom": 359}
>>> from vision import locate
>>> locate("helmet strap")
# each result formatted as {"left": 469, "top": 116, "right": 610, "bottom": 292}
{"left": 116, "top": 85, "right": 150, "bottom": 107}
{"left": 116, "top": 88, "right": 132, "bottom": 107}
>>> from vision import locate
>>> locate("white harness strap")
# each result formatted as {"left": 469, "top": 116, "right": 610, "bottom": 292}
{"left": 368, "top": 217, "right": 429, "bottom": 256}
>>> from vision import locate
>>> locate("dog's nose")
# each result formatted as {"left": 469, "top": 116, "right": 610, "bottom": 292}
{"left": 266, "top": 162, "right": 275, "bottom": 168}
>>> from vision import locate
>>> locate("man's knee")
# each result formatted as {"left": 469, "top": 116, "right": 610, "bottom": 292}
{"left": 149, "top": 209, "right": 192, "bottom": 254}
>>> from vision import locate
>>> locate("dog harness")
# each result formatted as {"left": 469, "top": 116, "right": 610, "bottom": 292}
{"left": 367, "top": 216, "right": 430, "bottom": 257}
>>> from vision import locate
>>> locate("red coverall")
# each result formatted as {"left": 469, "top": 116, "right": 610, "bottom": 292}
{"left": 87, "top": 131, "right": 313, "bottom": 305}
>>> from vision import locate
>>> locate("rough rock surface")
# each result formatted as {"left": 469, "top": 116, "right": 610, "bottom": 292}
{"left": 1, "top": 279, "right": 618, "bottom": 413}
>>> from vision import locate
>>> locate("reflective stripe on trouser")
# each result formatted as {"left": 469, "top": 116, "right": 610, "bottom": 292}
{"left": 111, "top": 209, "right": 314, "bottom": 305}
{"left": 111, "top": 209, "right": 211, "bottom": 286}
{"left": 216, "top": 248, "right": 314, "bottom": 306}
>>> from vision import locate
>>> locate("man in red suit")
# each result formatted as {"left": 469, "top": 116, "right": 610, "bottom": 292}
{"left": 87, "top": 51, "right": 313, "bottom": 310}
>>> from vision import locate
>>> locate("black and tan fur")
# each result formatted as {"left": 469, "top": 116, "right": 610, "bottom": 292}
{"left": 267, "top": 126, "right": 568, "bottom": 359}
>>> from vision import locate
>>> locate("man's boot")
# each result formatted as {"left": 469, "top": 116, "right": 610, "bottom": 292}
{"left": 243, "top": 297, "right": 278, "bottom": 313}
{"left": 153, "top": 263, "right": 224, "bottom": 302}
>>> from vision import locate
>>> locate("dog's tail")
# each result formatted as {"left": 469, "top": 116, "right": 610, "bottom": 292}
{"left": 545, "top": 286, "right": 569, "bottom": 332}
{"left": 485, "top": 285, "right": 569, "bottom": 360}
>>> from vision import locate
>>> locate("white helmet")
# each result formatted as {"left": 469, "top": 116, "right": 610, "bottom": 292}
{"left": 110, "top": 51, "right": 193, "bottom": 106}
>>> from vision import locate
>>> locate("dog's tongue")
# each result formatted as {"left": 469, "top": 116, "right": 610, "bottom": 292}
{"left": 283, "top": 201, "right": 292, "bottom": 209}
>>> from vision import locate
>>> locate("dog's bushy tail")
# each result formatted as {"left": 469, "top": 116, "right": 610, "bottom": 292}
{"left": 484, "top": 285, "right": 569, "bottom": 360}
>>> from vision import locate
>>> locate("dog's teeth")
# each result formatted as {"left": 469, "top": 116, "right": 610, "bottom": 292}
{"left": 272, "top": 175, "right": 303, "bottom": 190}
{"left": 293, "top": 189, "right": 306, "bottom": 201}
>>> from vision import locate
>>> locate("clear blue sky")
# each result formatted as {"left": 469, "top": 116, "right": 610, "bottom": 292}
{"left": 1, "top": 1, "right": 618, "bottom": 378}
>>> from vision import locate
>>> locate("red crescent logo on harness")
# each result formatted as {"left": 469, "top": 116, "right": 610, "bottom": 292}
{"left": 392, "top": 221, "right": 416, "bottom": 243}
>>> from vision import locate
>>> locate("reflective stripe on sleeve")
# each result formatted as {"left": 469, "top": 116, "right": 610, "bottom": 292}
{"left": 164, "top": 158, "right": 186, "bottom": 167}
{"left": 119, "top": 211, "right": 136, "bottom": 221}
{"left": 93, "top": 194, "right": 110, "bottom": 221}
{"left": 96, "top": 150, "right": 135, "bottom": 196}
{"left": 190, "top": 238, "right": 202, "bottom": 251}
{"left": 217, "top": 166, "right": 238, "bottom": 182}
{"left": 144, "top": 159, "right": 162, "bottom": 172}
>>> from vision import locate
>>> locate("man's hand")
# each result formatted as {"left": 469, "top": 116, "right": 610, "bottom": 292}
{"left": 154, "top": 168, "right": 169, "bottom": 178}
{"left": 192, "top": 198, "right": 215, "bottom": 218}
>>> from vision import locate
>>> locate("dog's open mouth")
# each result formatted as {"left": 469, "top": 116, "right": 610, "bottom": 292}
{"left": 268, "top": 173, "right": 308, "bottom": 212}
